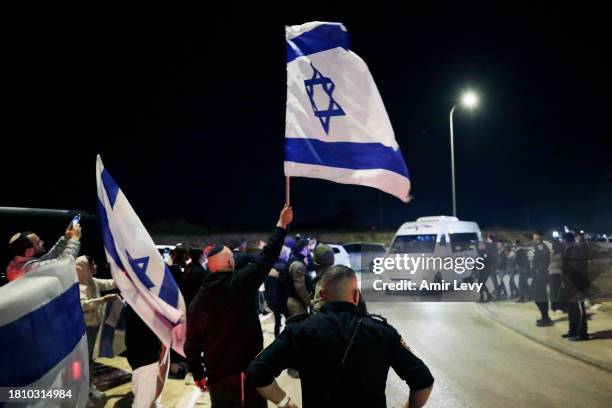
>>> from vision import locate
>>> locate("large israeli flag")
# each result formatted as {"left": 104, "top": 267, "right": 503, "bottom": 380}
{"left": 0, "top": 258, "right": 89, "bottom": 407}
{"left": 96, "top": 155, "right": 186, "bottom": 356}
{"left": 285, "top": 21, "right": 411, "bottom": 202}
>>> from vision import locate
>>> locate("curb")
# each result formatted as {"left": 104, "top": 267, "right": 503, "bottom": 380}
{"left": 477, "top": 303, "right": 612, "bottom": 373}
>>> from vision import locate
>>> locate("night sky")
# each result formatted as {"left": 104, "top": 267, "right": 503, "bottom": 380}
{"left": 2, "top": 4, "right": 611, "bottom": 232}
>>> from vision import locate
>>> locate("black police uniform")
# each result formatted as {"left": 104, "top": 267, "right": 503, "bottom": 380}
{"left": 531, "top": 241, "right": 551, "bottom": 321}
{"left": 514, "top": 247, "right": 531, "bottom": 301}
{"left": 185, "top": 226, "right": 286, "bottom": 408}
{"left": 246, "top": 301, "right": 434, "bottom": 407}
{"left": 561, "top": 242, "right": 591, "bottom": 339}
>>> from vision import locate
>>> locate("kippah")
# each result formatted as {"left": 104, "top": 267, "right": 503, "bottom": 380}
{"left": 8, "top": 231, "right": 34, "bottom": 257}
{"left": 205, "top": 244, "right": 224, "bottom": 258}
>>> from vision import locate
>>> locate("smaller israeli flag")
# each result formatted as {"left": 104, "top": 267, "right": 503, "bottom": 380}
{"left": 285, "top": 21, "right": 411, "bottom": 202}
{"left": 96, "top": 155, "right": 186, "bottom": 356}
{"left": 0, "top": 258, "right": 89, "bottom": 407}
{"left": 95, "top": 298, "right": 126, "bottom": 359}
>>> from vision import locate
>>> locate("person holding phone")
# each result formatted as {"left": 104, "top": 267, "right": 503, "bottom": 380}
{"left": 6, "top": 216, "right": 82, "bottom": 282}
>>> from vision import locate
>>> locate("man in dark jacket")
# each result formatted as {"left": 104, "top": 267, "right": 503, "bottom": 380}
{"left": 264, "top": 247, "right": 290, "bottom": 337}
{"left": 185, "top": 205, "right": 293, "bottom": 408}
{"left": 514, "top": 243, "right": 531, "bottom": 302}
{"left": 247, "top": 265, "right": 433, "bottom": 408}
{"left": 531, "top": 231, "right": 552, "bottom": 326}
{"left": 561, "top": 232, "right": 591, "bottom": 341}
{"left": 183, "top": 248, "right": 209, "bottom": 308}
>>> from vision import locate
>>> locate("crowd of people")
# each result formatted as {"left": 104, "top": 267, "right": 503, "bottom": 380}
{"left": 4, "top": 205, "right": 434, "bottom": 408}
{"left": 475, "top": 230, "right": 597, "bottom": 341}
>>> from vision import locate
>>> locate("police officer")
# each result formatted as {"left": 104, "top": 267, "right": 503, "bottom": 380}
{"left": 514, "top": 242, "right": 531, "bottom": 302}
{"left": 246, "top": 265, "right": 434, "bottom": 408}
{"left": 185, "top": 204, "right": 293, "bottom": 408}
{"left": 561, "top": 232, "right": 591, "bottom": 341}
{"left": 531, "top": 231, "right": 553, "bottom": 326}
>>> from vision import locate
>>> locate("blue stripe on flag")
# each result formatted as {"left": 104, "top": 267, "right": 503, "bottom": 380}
{"left": 97, "top": 198, "right": 126, "bottom": 271}
{"left": 286, "top": 23, "right": 349, "bottom": 63}
{"left": 101, "top": 169, "right": 120, "bottom": 209}
{"left": 159, "top": 265, "right": 179, "bottom": 308}
{"left": 99, "top": 324, "right": 115, "bottom": 357}
{"left": 0, "top": 284, "right": 85, "bottom": 387}
{"left": 285, "top": 138, "right": 410, "bottom": 178}
{"left": 99, "top": 302, "right": 116, "bottom": 357}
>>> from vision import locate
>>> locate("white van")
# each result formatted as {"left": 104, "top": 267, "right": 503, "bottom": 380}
{"left": 382, "top": 216, "right": 482, "bottom": 290}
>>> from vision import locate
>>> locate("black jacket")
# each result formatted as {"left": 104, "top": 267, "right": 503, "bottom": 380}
{"left": 561, "top": 242, "right": 591, "bottom": 301}
{"left": 185, "top": 227, "right": 286, "bottom": 383}
{"left": 264, "top": 260, "right": 288, "bottom": 313}
{"left": 182, "top": 262, "right": 210, "bottom": 308}
{"left": 125, "top": 305, "right": 161, "bottom": 370}
{"left": 247, "top": 301, "right": 433, "bottom": 407}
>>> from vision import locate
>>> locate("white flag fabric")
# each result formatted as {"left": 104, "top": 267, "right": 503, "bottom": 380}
{"left": 0, "top": 258, "right": 89, "bottom": 408}
{"left": 95, "top": 155, "right": 186, "bottom": 356}
{"left": 285, "top": 21, "right": 411, "bottom": 202}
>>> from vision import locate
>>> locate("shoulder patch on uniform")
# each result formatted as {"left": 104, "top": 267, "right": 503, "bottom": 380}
{"left": 286, "top": 313, "right": 309, "bottom": 324}
{"left": 400, "top": 336, "right": 412, "bottom": 352}
{"left": 366, "top": 313, "right": 388, "bottom": 325}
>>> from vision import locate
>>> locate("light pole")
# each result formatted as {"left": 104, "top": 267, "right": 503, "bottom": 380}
{"left": 449, "top": 91, "right": 479, "bottom": 217}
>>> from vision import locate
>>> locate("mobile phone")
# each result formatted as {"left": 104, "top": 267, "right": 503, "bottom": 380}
{"left": 72, "top": 214, "right": 81, "bottom": 228}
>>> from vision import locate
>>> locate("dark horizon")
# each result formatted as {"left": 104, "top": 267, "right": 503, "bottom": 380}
{"left": 2, "top": 4, "right": 611, "bottom": 233}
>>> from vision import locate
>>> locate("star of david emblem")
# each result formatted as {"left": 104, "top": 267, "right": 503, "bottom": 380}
{"left": 126, "top": 251, "right": 155, "bottom": 289}
{"left": 304, "top": 63, "right": 346, "bottom": 134}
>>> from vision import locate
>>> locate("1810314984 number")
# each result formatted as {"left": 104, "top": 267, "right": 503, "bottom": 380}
{"left": 7, "top": 389, "right": 73, "bottom": 399}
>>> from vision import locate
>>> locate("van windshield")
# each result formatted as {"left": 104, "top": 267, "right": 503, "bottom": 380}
{"left": 390, "top": 234, "right": 437, "bottom": 254}
{"left": 449, "top": 233, "right": 479, "bottom": 252}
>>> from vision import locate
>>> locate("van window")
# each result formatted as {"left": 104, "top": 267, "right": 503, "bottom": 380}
{"left": 390, "top": 234, "right": 437, "bottom": 254}
{"left": 343, "top": 244, "right": 360, "bottom": 253}
{"left": 449, "top": 233, "right": 479, "bottom": 252}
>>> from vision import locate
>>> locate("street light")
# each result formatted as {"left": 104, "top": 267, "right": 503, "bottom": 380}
{"left": 449, "top": 90, "right": 479, "bottom": 217}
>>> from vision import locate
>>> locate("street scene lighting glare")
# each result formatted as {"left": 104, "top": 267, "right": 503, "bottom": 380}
{"left": 461, "top": 91, "right": 478, "bottom": 108}
{"left": 552, "top": 231, "right": 559, "bottom": 238}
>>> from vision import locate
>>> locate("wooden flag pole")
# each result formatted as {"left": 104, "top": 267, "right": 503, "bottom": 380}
{"left": 285, "top": 176, "right": 291, "bottom": 206}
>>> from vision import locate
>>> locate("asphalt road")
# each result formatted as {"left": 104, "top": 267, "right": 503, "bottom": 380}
{"left": 370, "top": 302, "right": 612, "bottom": 408}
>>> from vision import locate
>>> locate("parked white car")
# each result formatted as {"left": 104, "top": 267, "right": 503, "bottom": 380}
{"left": 325, "top": 244, "right": 351, "bottom": 268}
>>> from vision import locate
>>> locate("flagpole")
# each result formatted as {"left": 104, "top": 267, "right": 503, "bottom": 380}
{"left": 285, "top": 176, "right": 291, "bottom": 206}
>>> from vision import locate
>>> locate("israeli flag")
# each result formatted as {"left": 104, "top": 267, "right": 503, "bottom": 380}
{"left": 285, "top": 21, "right": 411, "bottom": 202}
{"left": 94, "top": 298, "right": 126, "bottom": 359}
{"left": 96, "top": 155, "right": 186, "bottom": 356}
{"left": 0, "top": 258, "right": 89, "bottom": 407}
